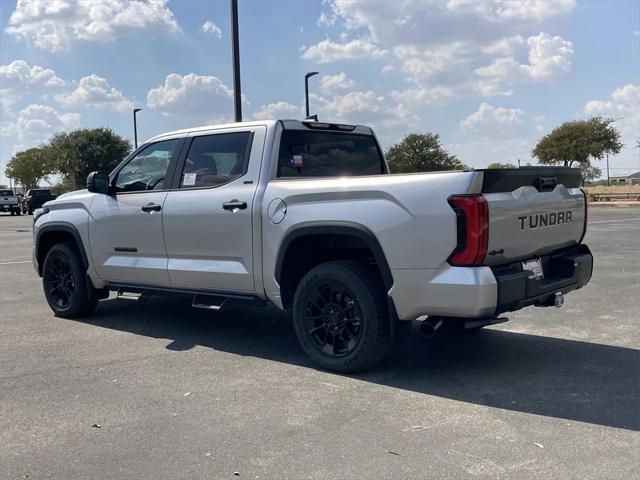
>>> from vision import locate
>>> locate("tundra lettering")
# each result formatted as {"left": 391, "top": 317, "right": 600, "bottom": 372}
{"left": 32, "top": 119, "right": 592, "bottom": 372}
{"left": 519, "top": 211, "right": 573, "bottom": 230}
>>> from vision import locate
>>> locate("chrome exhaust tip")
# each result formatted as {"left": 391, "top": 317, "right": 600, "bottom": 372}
{"left": 554, "top": 292, "right": 565, "bottom": 308}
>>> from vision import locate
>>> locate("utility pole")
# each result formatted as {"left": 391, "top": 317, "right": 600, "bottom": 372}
{"left": 230, "top": 0, "right": 242, "bottom": 122}
{"left": 517, "top": 158, "right": 521, "bottom": 168}
{"left": 133, "top": 108, "right": 142, "bottom": 149}
{"left": 305, "top": 72, "right": 319, "bottom": 118}
{"left": 606, "top": 153, "right": 610, "bottom": 186}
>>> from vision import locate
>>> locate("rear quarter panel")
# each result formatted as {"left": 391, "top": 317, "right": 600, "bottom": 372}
{"left": 261, "top": 171, "right": 482, "bottom": 307}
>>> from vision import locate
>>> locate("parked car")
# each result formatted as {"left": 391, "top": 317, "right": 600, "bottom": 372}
{"left": 0, "top": 189, "right": 21, "bottom": 215}
{"left": 22, "top": 189, "right": 56, "bottom": 214}
{"left": 32, "top": 119, "right": 593, "bottom": 372}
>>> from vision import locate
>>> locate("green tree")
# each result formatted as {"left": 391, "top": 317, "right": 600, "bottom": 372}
{"left": 386, "top": 133, "right": 466, "bottom": 173}
{"left": 48, "top": 128, "right": 131, "bottom": 189}
{"left": 581, "top": 163, "right": 602, "bottom": 184}
{"left": 486, "top": 162, "right": 517, "bottom": 169}
{"left": 532, "top": 117, "right": 622, "bottom": 168}
{"left": 4, "top": 147, "right": 54, "bottom": 189}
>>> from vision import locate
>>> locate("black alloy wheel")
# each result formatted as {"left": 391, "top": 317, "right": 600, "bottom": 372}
{"left": 42, "top": 242, "right": 98, "bottom": 318}
{"left": 44, "top": 254, "right": 75, "bottom": 310}
{"left": 302, "top": 281, "right": 363, "bottom": 357}
{"left": 292, "top": 261, "right": 390, "bottom": 373}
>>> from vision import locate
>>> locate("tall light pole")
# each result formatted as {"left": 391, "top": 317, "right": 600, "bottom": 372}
{"left": 606, "top": 153, "right": 610, "bottom": 186}
{"left": 133, "top": 108, "right": 142, "bottom": 149}
{"left": 230, "top": 0, "right": 242, "bottom": 122}
{"left": 305, "top": 71, "right": 319, "bottom": 118}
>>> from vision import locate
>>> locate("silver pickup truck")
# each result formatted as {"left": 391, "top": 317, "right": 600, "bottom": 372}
{"left": 33, "top": 119, "right": 592, "bottom": 372}
{"left": 1, "top": 189, "right": 21, "bottom": 216}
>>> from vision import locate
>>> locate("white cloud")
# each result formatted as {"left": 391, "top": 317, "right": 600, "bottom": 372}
{"left": 390, "top": 85, "right": 459, "bottom": 108}
{"left": 55, "top": 74, "right": 133, "bottom": 112}
{"left": 473, "top": 33, "right": 573, "bottom": 96}
{"left": 0, "top": 60, "right": 66, "bottom": 108}
{"left": 146, "top": 73, "right": 239, "bottom": 117}
{"left": 585, "top": 84, "right": 640, "bottom": 171}
{"left": 301, "top": 37, "right": 387, "bottom": 63}
{"left": 317, "top": 12, "right": 336, "bottom": 28}
{"left": 202, "top": 20, "right": 221, "bottom": 39}
{"left": 311, "top": 90, "right": 414, "bottom": 134}
{"left": 319, "top": 72, "right": 355, "bottom": 94}
{"left": 0, "top": 103, "right": 81, "bottom": 146}
{"left": 445, "top": 0, "right": 576, "bottom": 22}
{"left": 634, "top": 30, "right": 640, "bottom": 38}
{"left": 6, "top": 0, "right": 181, "bottom": 52}
{"left": 251, "top": 101, "right": 302, "bottom": 120}
{"left": 460, "top": 102, "right": 524, "bottom": 134}
{"left": 314, "top": 1, "right": 576, "bottom": 99}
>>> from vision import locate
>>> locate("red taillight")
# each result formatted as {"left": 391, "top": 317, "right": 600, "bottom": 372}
{"left": 448, "top": 195, "right": 489, "bottom": 266}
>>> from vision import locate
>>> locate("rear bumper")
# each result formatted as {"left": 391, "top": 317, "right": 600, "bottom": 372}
{"left": 492, "top": 244, "right": 592, "bottom": 315}
{"left": 389, "top": 244, "right": 593, "bottom": 320}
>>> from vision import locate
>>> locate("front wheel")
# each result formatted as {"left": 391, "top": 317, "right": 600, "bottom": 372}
{"left": 292, "top": 261, "right": 390, "bottom": 373}
{"left": 42, "top": 242, "right": 98, "bottom": 318}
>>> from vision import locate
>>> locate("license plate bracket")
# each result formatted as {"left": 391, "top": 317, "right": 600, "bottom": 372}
{"left": 522, "top": 258, "right": 544, "bottom": 280}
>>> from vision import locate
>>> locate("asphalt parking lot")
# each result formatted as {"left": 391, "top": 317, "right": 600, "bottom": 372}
{"left": 1, "top": 207, "right": 638, "bottom": 479}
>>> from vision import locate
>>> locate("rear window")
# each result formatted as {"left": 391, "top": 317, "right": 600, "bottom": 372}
{"left": 30, "top": 190, "right": 51, "bottom": 196}
{"left": 0, "top": 190, "right": 14, "bottom": 196}
{"left": 277, "top": 131, "right": 386, "bottom": 178}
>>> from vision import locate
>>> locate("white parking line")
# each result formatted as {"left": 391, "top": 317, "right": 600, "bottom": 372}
{"left": 589, "top": 218, "right": 640, "bottom": 225}
{"left": 0, "top": 260, "right": 32, "bottom": 265}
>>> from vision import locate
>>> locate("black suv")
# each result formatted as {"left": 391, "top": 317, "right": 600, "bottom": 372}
{"left": 22, "top": 189, "right": 56, "bottom": 214}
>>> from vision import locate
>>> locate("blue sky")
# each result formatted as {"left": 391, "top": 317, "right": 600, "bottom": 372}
{"left": 1, "top": 0, "right": 639, "bottom": 186}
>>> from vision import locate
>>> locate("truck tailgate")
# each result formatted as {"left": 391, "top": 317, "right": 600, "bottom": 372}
{"left": 481, "top": 167, "right": 586, "bottom": 266}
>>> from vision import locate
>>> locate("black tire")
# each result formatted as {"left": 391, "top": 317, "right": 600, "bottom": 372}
{"left": 292, "top": 260, "right": 390, "bottom": 373}
{"left": 28, "top": 207, "right": 33, "bottom": 215}
{"left": 10, "top": 210, "right": 14, "bottom": 216}
{"left": 42, "top": 241, "right": 98, "bottom": 318}
{"left": 15, "top": 209, "right": 20, "bottom": 216}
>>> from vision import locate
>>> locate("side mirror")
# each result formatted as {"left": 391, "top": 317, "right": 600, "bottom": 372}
{"left": 87, "top": 171, "right": 111, "bottom": 194}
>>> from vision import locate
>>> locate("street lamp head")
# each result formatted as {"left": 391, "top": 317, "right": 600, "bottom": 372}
{"left": 133, "top": 108, "right": 142, "bottom": 114}
{"left": 305, "top": 71, "right": 319, "bottom": 79}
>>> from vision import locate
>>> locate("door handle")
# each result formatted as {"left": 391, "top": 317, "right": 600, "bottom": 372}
{"left": 141, "top": 203, "right": 162, "bottom": 213}
{"left": 222, "top": 199, "right": 247, "bottom": 211}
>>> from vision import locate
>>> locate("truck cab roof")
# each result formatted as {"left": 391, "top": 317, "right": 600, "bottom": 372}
{"left": 146, "top": 119, "right": 373, "bottom": 144}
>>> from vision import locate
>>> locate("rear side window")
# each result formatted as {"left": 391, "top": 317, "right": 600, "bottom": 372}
{"left": 277, "top": 131, "right": 385, "bottom": 178}
{"left": 179, "top": 132, "right": 253, "bottom": 188}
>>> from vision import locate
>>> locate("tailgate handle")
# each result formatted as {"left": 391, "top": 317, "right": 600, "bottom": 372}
{"left": 536, "top": 177, "right": 557, "bottom": 192}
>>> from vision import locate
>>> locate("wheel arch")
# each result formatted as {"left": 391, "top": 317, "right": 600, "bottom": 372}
{"left": 275, "top": 223, "right": 394, "bottom": 310}
{"left": 36, "top": 223, "right": 89, "bottom": 277}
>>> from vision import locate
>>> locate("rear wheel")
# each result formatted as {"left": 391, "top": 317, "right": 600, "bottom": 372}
{"left": 28, "top": 207, "right": 33, "bottom": 215}
{"left": 42, "top": 242, "right": 98, "bottom": 318}
{"left": 292, "top": 261, "right": 390, "bottom": 373}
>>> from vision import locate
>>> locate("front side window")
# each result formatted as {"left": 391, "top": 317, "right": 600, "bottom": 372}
{"left": 113, "top": 139, "right": 179, "bottom": 192}
{"left": 179, "top": 132, "right": 252, "bottom": 188}
{"left": 277, "top": 131, "right": 386, "bottom": 178}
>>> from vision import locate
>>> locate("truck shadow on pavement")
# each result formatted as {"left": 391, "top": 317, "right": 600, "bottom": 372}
{"left": 82, "top": 295, "right": 639, "bottom": 432}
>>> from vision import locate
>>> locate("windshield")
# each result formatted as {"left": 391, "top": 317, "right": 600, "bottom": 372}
{"left": 0, "top": 190, "right": 14, "bottom": 197}
{"left": 277, "top": 130, "right": 386, "bottom": 178}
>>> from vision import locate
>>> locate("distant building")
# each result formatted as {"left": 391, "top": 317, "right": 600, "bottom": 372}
{"left": 610, "top": 172, "right": 640, "bottom": 185}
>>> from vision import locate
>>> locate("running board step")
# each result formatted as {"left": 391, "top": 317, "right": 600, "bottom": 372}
{"left": 464, "top": 317, "right": 509, "bottom": 330}
{"left": 192, "top": 294, "right": 229, "bottom": 311}
{"left": 116, "top": 289, "right": 144, "bottom": 301}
